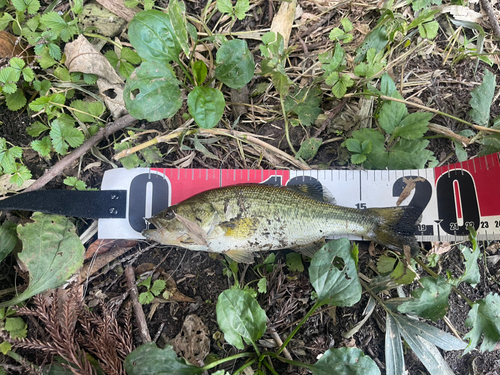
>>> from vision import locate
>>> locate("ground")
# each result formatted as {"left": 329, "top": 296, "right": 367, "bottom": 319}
{"left": 1, "top": 0, "right": 500, "bottom": 374}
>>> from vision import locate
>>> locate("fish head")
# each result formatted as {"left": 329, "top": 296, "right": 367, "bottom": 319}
{"left": 143, "top": 205, "right": 211, "bottom": 251}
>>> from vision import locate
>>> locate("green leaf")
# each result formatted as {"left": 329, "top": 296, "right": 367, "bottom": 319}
{"left": 124, "top": 342, "right": 200, "bottom": 375}
{"left": 310, "top": 347, "right": 380, "bottom": 375}
{"left": 29, "top": 93, "right": 65, "bottom": 119}
{"left": 192, "top": 136, "right": 219, "bottom": 159}
{"left": 390, "top": 259, "right": 416, "bottom": 285}
{"left": 378, "top": 95, "right": 407, "bottom": 135}
{"left": 5, "top": 90, "right": 26, "bottom": 111}
{"left": 284, "top": 86, "right": 322, "bottom": 126}
{"left": 114, "top": 142, "right": 141, "bottom": 169}
{"left": 118, "top": 61, "right": 136, "bottom": 79}
{"left": 296, "top": 138, "right": 322, "bottom": 160}
{"left": 0, "top": 139, "right": 22, "bottom": 173}
{"left": 393, "top": 313, "right": 464, "bottom": 375}
{"left": 309, "top": 239, "right": 361, "bottom": 307}
{"left": 286, "top": 252, "right": 304, "bottom": 272}
{"left": 397, "top": 276, "right": 452, "bottom": 321}
{"left": 469, "top": 70, "right": 496, "bottom": 126}
{"left": 354, "top": 26, "right": 388, "bottom": 64}
{"left": 192, "top": 60, "right": 208, "bottom": 85}
{"left": 392, "top": 112, "right": 432, "bottom": 140}
{"left": 351, "top": 128, "right": 388, "bottom": 169}
{"left": 216, "top": 289, "right": 267, "bottom": 349}
{"left": 341, "top": 18, "right": 353, "bottom": 32}
{"left": 464, "top": 293, "right": 500, "bottom": 354}
{"left": 328, "top": 72, "right": 353, "bottom": 99}
{"left": 388, "top": 138, "right": 436, "bottom": 170}
{"left": 150, "top": 279, "right": 166, "bottom": 296}
{"left": 5, "top": 316, "right": 27, "bottom": 339}
{"left": 31, "top": 136, "right": 52, "bottom": 157}
{"left": 385, "top": 313, "right": 404, "bottom": 375}
{"left": 50, "top": 119, "right": 84, "bottom": 155}
{"left": 215, "top": 39, "right": 254, "bottom": 89}
{"left": 169, "top": 0, "right": 190, "bottom": 57}
{"left": 11, "top": 0, "right": 40, "bottom": 14}
{"left": 128, "top": 10, "right": 182, "bottom": 64}
{"left": 0, "top": 341, "right": 12, "bottom": 355}
{"left": 454, "top": 141, "right": 468, "bottom": 162}
{"left": 187, "top": 86, "right": 225, "bottom": 129}
{"left": 9, "top": 164, "right": 31, "bottom": 186}
{"left": 419, "top": 20, "right": 439, "bottom": 39}
{"left": 351, "top": 154, "right": 366, "bottom": 164}
{"left": 124, "top": 61, "right": 182, "bottom": 122}
{"left": 411, "top": 0, "right": 441, "bottom": 12}
{"left": 217, "top": 0, "right": 233, "bottom": 14}
{"left": 234, "top": 0, "right": 249, "bottom": 20}
{"left": 456, "top": 242, "right": 480, "bottom": 287}
{"left": 121, "top": 47, "right": 141, "bottom": 64}
{"left": 0, "top": 213, "right": 84, "bottom": 308}
{"left": 63, "top": 177, "right": 87, "bottom": 190}
{"left": 139, "top": 291, "right": 154, "bottom": 305}
{"left": 0, "top": 220, "right": 17, "bottom": 263}
{"left": 70, "top": 100, "right": 105, "bottom": 123}
{"left": 257, "top": 278, "right": 267, "bottom": 293}
{"left": 0, "top": 13, "right": 14, "bottom": 30}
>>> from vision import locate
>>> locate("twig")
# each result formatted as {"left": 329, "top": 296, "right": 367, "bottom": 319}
{"left": 269, "top": 326, "right": 293, "bottom": 361}
{"left": 25, "top": 114, "right": 137, "bottom": 192}
{"left": 479, "top": 0, "right": 500, "bottom": 38}
{"left": 125, "top": 266, "right": 152, "bottom": 344}
{"left": 427, "top": 123, "right": 471, "bottom": 146}
{"left": 313, "top": 98, "right": 348, "bottom": 138}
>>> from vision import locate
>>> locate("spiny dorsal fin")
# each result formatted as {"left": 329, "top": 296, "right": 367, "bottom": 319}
{"left": 286, "top": 183, "right": 325, "bottom": 202}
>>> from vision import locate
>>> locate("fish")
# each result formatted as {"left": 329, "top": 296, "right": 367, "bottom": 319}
{"left": 143, "top": 184, "right": 421, "bottom": 263}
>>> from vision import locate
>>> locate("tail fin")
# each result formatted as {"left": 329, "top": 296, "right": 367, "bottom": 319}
{"left": 367, "top": 206, "right": 422, "bottom": 255}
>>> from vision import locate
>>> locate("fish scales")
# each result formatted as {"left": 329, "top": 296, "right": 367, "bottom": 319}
{"left": 144, "top": 184, "right": 421, "bottom": 263}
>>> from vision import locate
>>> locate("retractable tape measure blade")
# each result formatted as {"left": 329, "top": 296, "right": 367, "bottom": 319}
{"left": 99, "top": 153, "right": 500, "bottom": 242}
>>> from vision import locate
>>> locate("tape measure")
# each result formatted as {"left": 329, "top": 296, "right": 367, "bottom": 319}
{"left": 98, "top": 152, "right": 500, "bottom": 243}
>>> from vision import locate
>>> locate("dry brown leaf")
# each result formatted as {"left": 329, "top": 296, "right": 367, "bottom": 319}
{"left": 396, "top": 177, "right": 426, "bottom": 206}
{"left": 95, "top": 0, "right": 140, "bottom": 22}
{"left": 429, "top": 241, "right": 453, "bottom": 255}
{"left": 270, "top": 0, "right": 297, "bottom": 47}
{"left": 64, "top": 35, "right": 127, "bottom": 119}
{"left": 173, "top": 315, "right": 210, "bottom": 366}
{"left": 0, "top": 31, "right": 25, "bottom": 59}
{"left": 85, "top": 239, "right": 137, "bottom": 260}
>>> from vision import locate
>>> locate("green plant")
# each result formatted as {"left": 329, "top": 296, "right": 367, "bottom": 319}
{"left": 344, "top": 74, "right": 437, "bottom": 169}
{"left": 138, "top": 276, "right": 167, "bottom": 305}
{"left": 123, "top": 0, "right": 254, "bottom": 129}
{"left": 0, "top": 307, "right": 27, "bottom": 339}
{"left": 123, "top": 240, "right": 382, "bottom": 374}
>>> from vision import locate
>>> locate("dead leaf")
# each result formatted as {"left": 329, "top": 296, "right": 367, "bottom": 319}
{"left": 0, "top": 174, "right": 35, "bottom": 195}
{"left": 429, "top": 241, "right": 453, "bottom": 255}
{"left": 173, "top": 315, "right": 210, "bottom": 366}
{"left": 396, "top": 177, "right": 426, "bottom": 206}
{"left": 403, "top": 244, "right": 412, "bottom": 265}
{"left": 174, "top": 212, "right": 209, "bottom": 247}
{"left": 95, "top": 0, "right": 140, "bottom": 22}
{"left": 85, "top": 239, "right": 137, "bottom": 260}
{"left": 270, "top": 0, "right": 297, "bottom": 47}
{"left": 0, "top": 31, "right": 26, "bottom": 59}
{"left": 64, "top": 35, "right": 127, "bottom": 119}
{"left": 440, "top": 5, "right": 483, "bottom": 24}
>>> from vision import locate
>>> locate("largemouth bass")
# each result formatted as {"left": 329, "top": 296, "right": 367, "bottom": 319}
{"left": 143, "top": 184, "right": 420, "bottom": 263}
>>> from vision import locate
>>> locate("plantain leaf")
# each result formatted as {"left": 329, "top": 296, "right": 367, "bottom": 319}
{"left": 187, "top": 86, "right": 225, "bottom": 129}
{"left": 216, "top": 289, "right": 267, "bottom": 349}
{"left": 463, "top": 293, "right": 500, "bottom": 354}
{"left": 0, "top": 213, "right": 84, "bottom": 308}
{"left": 310, "top": 347, "right": 380, "bottom": 375}
{"left": 124, "top": 61, "right": 182, "bottom": 122}
{"left": 469, "top": 70, "right": 496, "bottom": 126}
{"left": 215, "top": 39, "right": 254, "bottom": 89}
{"left": 309, "top": 239, "right": 362, "bottom": 307}
{"left": 0, "top": 220, "right": 17, "bottom": 263}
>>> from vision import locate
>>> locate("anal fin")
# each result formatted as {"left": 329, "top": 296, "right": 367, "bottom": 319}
{"left": 290, "top": 239, "right": 325, "bottom": 258}
{"left": 224, "top": 249, "right": 255, "bottom": 264}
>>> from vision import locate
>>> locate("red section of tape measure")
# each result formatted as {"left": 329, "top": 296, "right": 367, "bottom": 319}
{"left": 433, "top": 153, "right": 500, "bottom": 217}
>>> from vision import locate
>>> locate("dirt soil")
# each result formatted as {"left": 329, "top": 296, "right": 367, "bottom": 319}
{"left": 2, "top": 0, "right": 500, "bottom": 374}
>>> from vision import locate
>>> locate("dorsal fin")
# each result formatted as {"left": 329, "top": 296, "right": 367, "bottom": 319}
{"left": 286, "top": 182, "right": 335, "bottom": 204}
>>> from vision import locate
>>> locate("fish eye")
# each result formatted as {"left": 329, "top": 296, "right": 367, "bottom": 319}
{"left": 164, "top": 209, "right": 175, "bottom": 220}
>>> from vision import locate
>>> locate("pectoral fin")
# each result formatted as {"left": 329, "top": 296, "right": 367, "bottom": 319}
{"left": 224, "top": 249, "right": 255, "bottom": 264}
{"left": 174, "top": 213, "right": 208, "bottom": 246}
{"left": 290, "top": 239, "right": 325, "bottom": 258}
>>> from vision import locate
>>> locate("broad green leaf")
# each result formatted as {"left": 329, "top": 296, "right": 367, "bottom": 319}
{"left": 464, "top": 293, "right": 500, "bottom": 354}
{"left": 217, "top": 0, "right": 233, "bottom": 14}
{"left": 411, "top": 0, "right": 441, "bottom": 12}
{"left": 192, "top": 60, "right": 208, "bottom": 85}
{"left": 4, "top": 316, "right": 27, "bottom": 339}
{"left": 0, "top": 213, "right": 84, "bottom": 308}
{"left": 388, "top": 138, "right": 436, "bottom": 170}
{"left": 351, "top": 128, "right": 388, "bottom": 169}
{"left": 0, "top": 13, "right": 14, "bottom": 30}
{"left": 11, "top": 0, "right": 40, "bottom": 14}
{"left": 385, "top": 313, "right": 404, "bottom": 375}
{"left": 139, "top": 292, "right": 154, "bottom": 305}
{"left": 121, "top": 47, "right": 141, "bottom": 64}
{"left": 329, "top": 73, "right": 353, "bottom": 99}
{"left": 354, "top": 26, "right": 388, "bottom": 64}
{"left": 124, "top": 61, "right": 182, "bottom": 122}
{"left": 5, "top": 90, "right": 26, "bottom": 111}
{"left": 380, "top": 73, "right": 397, "bottom": 96}
{"left": 150, "top": 279, "right": 166, "bottom": 296}
{"left": 309, "top": 239, "right": 361, "bottom": 307}
{"left": 397, "top": 276, "right": 452, "bottom": 321}
{"left": 31, "top": 136, "right": 52, "bottom": 157}
{"left": 392, "top": 112, "right": 432, "bottom": 140}
{"left": 341, "top": 18, "right": 353, "bottom": 32}
{"left": 454, "top": 141, "right": 468, "bottom": 162}
{"left": 296, "top": 138, "right": 322, "bottom": 160}
{"left": 169, "top": 0, "right": 190, "bottom": 56}
{"left": 192, "top": 136, "right": 219, "bottom": 160}
{"left": 390, "top": 259, "right": 416, "bottom": 285}
{"left": 456, "top": 242, "right": 480, "bottom": 287}
{"left": 378, "top": 95, "right": 407, "bottom": 135}
{"left": 215, "top": 39, "right": 254, "bottom": 89}
{"left": 10, "top": 165, "right": 31, "bottom": 186}
{"left": 418, "top": 20, "right": 439, "bottom": 39}
{"left": 234, "top": 0, "right": 249, "bottom": 20}
{"left": 310, "top": 347, "right": 380, "bottom": 375}
{"left": 114, "top": 142, "right": 141, "bottom": 169}
{"left": 284, "top": 86, "right": 322, "bottom": 126}
{"left": 469, "top": 70, "right": 496, "bottom": 126}
{"left": 0, "top": 220, "right": 17, "bottom": 263}
{"left": 286, "top": 252, "right": 304, "bottom": 272}
{"left": 351, "top": 153, "right": 366, "bottom": 164}
{"left": 50, "top": 119, "right": 84, "bottom": 155}
{"left": 257, "top": 278, "right": 267, "bottom": 293}
{"left": 119, "top": 61, "right": 136, "bottom": 79}
{"left": 216, "top": 289, "right": 267, "bottom": 349}
{"left": 0, "top": 139, "right": 22, "bottom": 173}
{"left": 187, "top": 86, "right": 225, "bottom": 129}
{"left": 128, "top": 10, "right": 181, "bottom": 64}
{"left": 124, "top": 342, "right": 200, "bottom": 375}
{"left": 0, "top": 341, "right": 11, "bottom": 355}
{"left": 70, "top": 100, "right": 105, "bottom": 123}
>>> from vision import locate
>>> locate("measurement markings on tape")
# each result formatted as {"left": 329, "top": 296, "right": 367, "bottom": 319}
{"left": 98, "top": 153, "right": 500, "bottom": 242}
